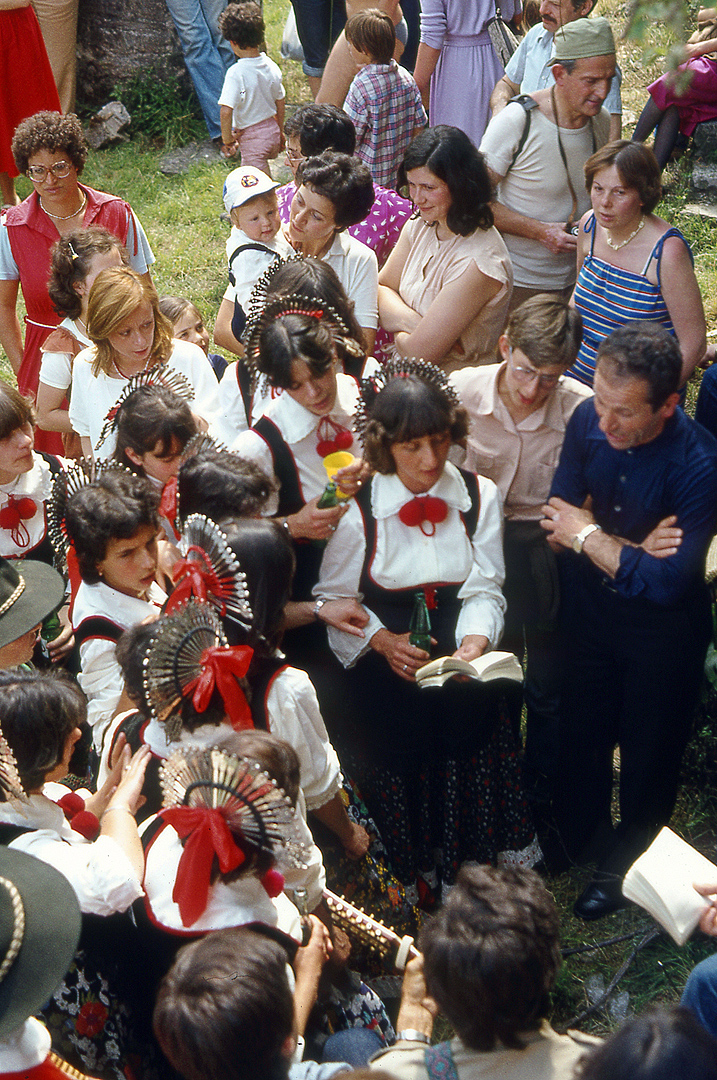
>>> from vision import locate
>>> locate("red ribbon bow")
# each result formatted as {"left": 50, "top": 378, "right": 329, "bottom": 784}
{"left": 398, "top": 496, "right": 448, "bottom": 536}
{"left": 159, "top": 477, "right": 178, "bottom": 530}
{"left": 0, "top": 495, "right": 37, "bottom": 547}
{"left": 316, "top": 417, "right": 353, "bottom": 458}
{"left": 167, "top": 547, "right": 234, "bottom": 615}
{"left": 182, "top": 644, "right": 254, "bottom": 730}
{"left": 161, "top": 806, "right": 247, "bottom": 926}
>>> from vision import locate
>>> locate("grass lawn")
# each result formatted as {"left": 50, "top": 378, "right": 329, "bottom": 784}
{"left": 3, "top": 0, "right": 717, "bottom": 1036}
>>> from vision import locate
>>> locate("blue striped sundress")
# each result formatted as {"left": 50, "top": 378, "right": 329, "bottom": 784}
{"left": 569, "top": 212, "right": 692, "bottom": 386}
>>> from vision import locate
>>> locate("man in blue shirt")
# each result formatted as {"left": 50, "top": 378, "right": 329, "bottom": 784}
{"left": 542, "top": 322, "right": 717, "bottom": 921}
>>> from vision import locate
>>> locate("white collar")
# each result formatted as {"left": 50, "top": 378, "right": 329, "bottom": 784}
{"left": 0, "top": 793, "right": 66, "bottom": 833}
{"left": 73, "top": 579, "right": 166, "bottom": 624}
{"left": 142, "top": 718, "right": 228, "bottom": 759}
{"left": 262, "top": 372, "right": 359, "bottom": 445}
{"left": 0, "top": 1019, "right": 51, "bottom": 1070}
{"left": 371, "top": 461, "right": 472, "bottom": 521}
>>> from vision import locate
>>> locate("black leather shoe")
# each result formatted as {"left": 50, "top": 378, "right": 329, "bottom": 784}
{"left": 573, "top": 876, "right": 628, "bottom": 921}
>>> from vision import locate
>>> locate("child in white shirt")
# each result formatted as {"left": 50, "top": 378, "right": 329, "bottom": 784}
{"left": 218, "top": 2, "right": 286, "bottom": 176}
{"left": 214, "top": 166, "right": 293, "bottom": 361}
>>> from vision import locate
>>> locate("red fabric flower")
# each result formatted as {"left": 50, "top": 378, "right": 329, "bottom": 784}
{"left": 76, "top": 1000, "right": 108, "bottom": 1037}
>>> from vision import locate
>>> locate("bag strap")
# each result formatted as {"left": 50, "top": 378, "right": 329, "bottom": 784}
{"left": 505, "top": 94, "right": 539, "bottom": 175}
{"left": 228, "top": 242, "right": 278, "bottom": 286}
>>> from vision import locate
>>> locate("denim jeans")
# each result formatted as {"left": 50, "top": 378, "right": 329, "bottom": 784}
{"left": 290, "top": 0, "right": 346, "bottom": 77}
{"left": 682, "top": 954, "right": 717, "bottom": 1039}
{"left": 164, "top": 0, "right": 235, "bottom": 138}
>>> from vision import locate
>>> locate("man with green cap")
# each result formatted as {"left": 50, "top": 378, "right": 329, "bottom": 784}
{"left": 480, "top": 17, "right": 616, "bottom": 310}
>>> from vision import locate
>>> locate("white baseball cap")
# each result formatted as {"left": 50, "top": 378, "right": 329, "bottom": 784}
{"left": 223, "top": 167, "right": 279, "bottom": 213}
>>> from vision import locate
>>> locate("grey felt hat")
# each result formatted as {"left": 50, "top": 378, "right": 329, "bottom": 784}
{"left": 0, "top": 557, "right": 64, "bottom": 650}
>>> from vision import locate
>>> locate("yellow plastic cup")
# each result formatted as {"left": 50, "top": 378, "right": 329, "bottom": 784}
{"left": 323, "top": 451, "right": 355, "bottom": 498}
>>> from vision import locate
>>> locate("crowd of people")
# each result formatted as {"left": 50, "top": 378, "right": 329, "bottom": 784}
{"left": 1, "top": 0, "right": 717, "bottom": 1077}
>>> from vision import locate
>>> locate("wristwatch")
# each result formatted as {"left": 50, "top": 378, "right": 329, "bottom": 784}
{"left": 572, "top": 523, "right": 601, "bottom": 554}
{"left": 312, "top": 598, "right": 326, "bottom": 622}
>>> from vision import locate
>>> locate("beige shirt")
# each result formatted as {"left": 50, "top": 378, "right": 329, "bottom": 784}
{"left": 398, "top": 217, "right": 513, "bottom": 372}
{"left": 450, "top": 362, "right": 592, "bottom": 520}
{"left": 371, "top": 1023, "right": 600, "bottom": 1080}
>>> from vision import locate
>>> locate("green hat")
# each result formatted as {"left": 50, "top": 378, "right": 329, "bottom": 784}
{"left": 0, "top": 846, "right": 81, "bottom": 1038}
{"left": 0, "top": 557, "right": 64, "bottom": 650}
{"left": 549, "top": 17, "right": 616, "bottom": 63}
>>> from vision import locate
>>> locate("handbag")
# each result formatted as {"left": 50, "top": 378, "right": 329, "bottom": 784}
{"left": 487, "top": 4, "right": 519, "bottom": 67}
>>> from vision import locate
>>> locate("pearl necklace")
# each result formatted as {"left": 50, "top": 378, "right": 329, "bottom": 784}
{"left": 605, "top": 215, "right": 645, "bottom": 251}
{"left": 39, "top": 190, "right": 87, "bottom": 221}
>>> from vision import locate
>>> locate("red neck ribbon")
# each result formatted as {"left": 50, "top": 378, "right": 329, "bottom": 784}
{"left": 397, "top": 496, "right": 448, "bottom": 537}
{"left": 167, "top": 546, "right": 234, "bottom": 615}
{"left": 161, "top": 806, "right": 246, "bottom": 926}
{"left": 182, "top": 644, "right": 254, "bottom": 730}
{"left": 159, "top": 476, "right": 178, "bottom": 526}
{"left": 316, "top": 417, "right": 352, "bottom": 458}
{"left": 0, "top": 495, "right": 37, "bottom": 547}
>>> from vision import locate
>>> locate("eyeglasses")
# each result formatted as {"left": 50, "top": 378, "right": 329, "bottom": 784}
{"left": 508, "top": 349, "right": 561, "bottom": 388}
{"left": 26, "top": 160, "right": 72, "bottom": 183}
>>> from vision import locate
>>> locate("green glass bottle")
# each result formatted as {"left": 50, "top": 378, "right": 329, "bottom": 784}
{"left": 409, "top": 590, "right": 432, "bottom": 653}
{"left": 317, "top": 480, "right": 340, "bottom": 508}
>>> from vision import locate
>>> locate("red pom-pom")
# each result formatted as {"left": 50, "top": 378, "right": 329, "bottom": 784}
{"left": 16, "top": 497, "right": 37, "bottom": 518}
{"left": 335, "top": 429, "right": 353, "bottom": 450}
{"left": 69, "top": 810, "right": 101, "bottom": 840}
{"left": 398, "top": 499, "right": 424, "bottom": 527}
{"left": 316, "top": 439, "right": 335, "bottom": 458}
{"left": 260, "top": 868, "right": 285, "bottom": 898}
{"left": 57, "top": 791, "right": 85, "bottom": 818}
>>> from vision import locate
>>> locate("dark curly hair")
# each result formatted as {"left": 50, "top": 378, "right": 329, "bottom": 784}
{"left": 284, "top": 104, "right": 356, "bottom": 156}
{"left": 576, "top": 1006, "right": 717, "bottom": 1080}
{"left": 584, "top": 140, "right": 662, "bottom": 216}
{"left": 64, "top": 470, "right": 160, "bottom": 583}
{"left": 177, "top": 449, "right": 276, "bottom": 525}
{"left": 12, "top": 111, "right": 88, "bottom": 176}
{"left": 0, "top": 381, "right": 34, "bottom": 441}
{"left": 264, "top": 258, "right": 366, "bottom": 360}
{"left": 419, "top": 864, "right": 562, "bottom": 1052}
{"left": 362, "top": 372, "right": 469, "bottom": 474}
{"left": 398, "top": 126, "right": 494, "bottom": 236}
{"left": 48, "top": 227, "right": 128, "bottom": 321}
{"left": 297, "top": 152, "right": 374, "bottom": 230}
{"left": 218, "top": 2, "right": 264, "bottom": 48}
{"left": 0, "top": 670, "right": 86, "bottom": 793}
{"left": 596, "top": 321, "right": 681, "bottom": 409}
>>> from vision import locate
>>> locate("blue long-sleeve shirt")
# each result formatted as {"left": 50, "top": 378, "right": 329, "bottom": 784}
{"left": 550, "top": 399, "right": 717, "bottom": 608}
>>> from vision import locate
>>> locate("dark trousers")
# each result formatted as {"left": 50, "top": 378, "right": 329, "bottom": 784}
{"left": 555, "top": 568, "right": 711, "bottom": 874}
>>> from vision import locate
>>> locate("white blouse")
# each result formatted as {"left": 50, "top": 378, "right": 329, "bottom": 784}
{"left": 231, "top": 373, "right": 361, "bottom": 511}
{"left": 0, "top": 452, "right": 65, "bottom": 559}
{"left": 72, "top": 579, "right": 166, "bottom": 752}
{"left": 140, "top": 813, "right": 303, "bottom": 939}
{"left": 0, "top": 795, "right": 143, "bottom": 915}
{"left": 316, "top": 463, "right": 507, "bottom": 668}
{"left": 68, "top": 339, "right": 231, "bottom": 459}
{"left": 38, "top": 317, "right": 91, "bottom": 391}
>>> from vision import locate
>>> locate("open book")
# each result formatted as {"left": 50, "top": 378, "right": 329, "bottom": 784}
{"left": 622, "top": 827, "right": 717, "bottom": 945}
{"left": 415, "top": 650, "right": 524, "bottom": 689}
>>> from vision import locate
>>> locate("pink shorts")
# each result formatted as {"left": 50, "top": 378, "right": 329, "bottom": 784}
{"left": 235, "top": 116, "right": 282, "bottom": 175}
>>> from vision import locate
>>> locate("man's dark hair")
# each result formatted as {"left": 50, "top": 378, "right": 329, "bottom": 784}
{"left": 596, "top": 321, "right": 681, "bottom": 409}
{"left": 284, "top": 104, "right": 356, "bottom": 157}
{"left": 577, "top": 1006, "right": 717, "bottom": 1080}
{"left": 419, "top": 864, "right": 562, "bottom": 1051}
{"left": 153, "top": 927, "right": 294, "bottom": 1080}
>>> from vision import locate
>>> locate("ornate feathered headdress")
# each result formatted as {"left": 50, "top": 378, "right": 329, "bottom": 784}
{"left": 47, "top": 459, "right": 132, "bottom": 580}
{"left": 167, "top": 514, "right": 253, "bottom": 629}
{"left": 143, "top": 600, "right": 254, "bottom": 742}
{"left": 159, "top": 744, "right": 307, "bottom": 926}
{"left": 354, "top": 357, "right": 460, "bottom": 446}
{"left": 94, "top": 365, "right": 194, "bottom": 451}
